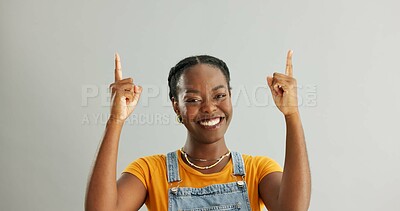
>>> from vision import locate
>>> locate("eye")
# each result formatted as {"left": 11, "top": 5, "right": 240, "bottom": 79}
{"left": 185, "top": 98, "right": 201, "bottom": 104}
{"left": 215, "top": 93, "right": 226, "bottom": 100}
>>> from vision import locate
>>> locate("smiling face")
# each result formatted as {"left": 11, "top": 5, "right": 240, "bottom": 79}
{"left": 173, "top": 64, "right": 233, "bottom": 145}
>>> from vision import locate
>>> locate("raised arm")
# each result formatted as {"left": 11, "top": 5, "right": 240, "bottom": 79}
{"left": 260, "top": 50, "right": 311, "bottom": 211}
{"left": 85, "top": 53, "right": 146, "bottom": 211}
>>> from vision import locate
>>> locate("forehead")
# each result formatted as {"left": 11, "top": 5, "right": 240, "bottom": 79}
{"left": 177, "top": 64, "right": 228, "bottom": 90}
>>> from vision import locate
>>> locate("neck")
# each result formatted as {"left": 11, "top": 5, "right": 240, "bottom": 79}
{"left": 183, "top": 134, "right": 229, "bottom": 160}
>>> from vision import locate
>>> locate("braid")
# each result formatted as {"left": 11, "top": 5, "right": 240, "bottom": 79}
{"left": 168, "top": 55, "right": 231, "bottom": 102}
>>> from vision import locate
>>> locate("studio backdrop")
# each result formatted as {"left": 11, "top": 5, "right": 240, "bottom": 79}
{"left": 1, "top": 0, "right": 399, "bottom": 210}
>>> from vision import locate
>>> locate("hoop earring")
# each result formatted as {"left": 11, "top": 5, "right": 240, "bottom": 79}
{"left": 176, "top": 115, "right": 183, "bottom": 123}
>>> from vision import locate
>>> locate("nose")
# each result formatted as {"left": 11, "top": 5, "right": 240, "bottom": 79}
{"left": 200, "top": 98, "right": 217, "bottom": 113}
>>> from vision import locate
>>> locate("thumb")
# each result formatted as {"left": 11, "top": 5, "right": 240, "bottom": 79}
{"left": 266, "top": 76, "right": 277, "bottom": 96}
{"left": 131, "top": 85, "right": 143, "bottom": 106}
{"left": 266, "top": 76, "right": 273, "bottom": 87}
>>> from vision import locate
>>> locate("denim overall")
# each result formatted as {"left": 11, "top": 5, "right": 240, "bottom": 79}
{"left": 166, "top": 151, "right": 252, "bottom": 211}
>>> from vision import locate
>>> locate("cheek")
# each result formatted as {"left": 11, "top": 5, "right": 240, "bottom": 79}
{"left": 221, "top": 99, "right": 233, "bottom": 112}
{"left": 180, "top": 105, "right": 198, "bottom": 120}
{"left": 222, "top": 101, "right": 233, "bottom": 124}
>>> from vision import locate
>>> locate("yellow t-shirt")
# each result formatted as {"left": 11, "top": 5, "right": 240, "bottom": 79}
{"left": 123, "top": 150, "right": 282, "bottom": 211}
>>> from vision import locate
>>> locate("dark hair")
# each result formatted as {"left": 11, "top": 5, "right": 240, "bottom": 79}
{"left": 168, "top": 55, "right": 231, "bottom": 101}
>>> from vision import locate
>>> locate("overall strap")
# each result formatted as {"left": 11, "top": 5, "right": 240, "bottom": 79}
{"left": 166, "top": 151, "right": 181, "bottom": 183}
{"left": 231, "top": 151, "right": 246, "bottom": 176}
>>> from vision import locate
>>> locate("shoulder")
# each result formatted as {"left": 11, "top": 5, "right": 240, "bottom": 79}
{"left": 138, "top": 154, "right": 166, "bottom": 163}
{"left": 241, "top": 153, "right": 283, "bottom": 176}
{"left": 241, "top": 154, "right": 278, "bottom": 165}
{"left": 123, "top": 154, "right": 167, "bottom": 173}
{"left": 122, "top": 154, "right": 168, "bottom": 193}
{"left": 132, "top": 154, "right": 166, "bottom": 167}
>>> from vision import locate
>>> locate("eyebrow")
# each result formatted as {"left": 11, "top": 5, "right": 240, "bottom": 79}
{"left": 184, "top": 85, "right": 226, "bottom": 94}
{"left": 212, "top": 85, "right": 226, "bottom": 91}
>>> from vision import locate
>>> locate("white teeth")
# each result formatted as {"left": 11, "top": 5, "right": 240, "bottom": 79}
{"left": 199, "top": 118, "right": 221, "bottom": 126}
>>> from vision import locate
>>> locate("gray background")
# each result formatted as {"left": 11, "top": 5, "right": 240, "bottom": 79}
{"left": 1, "top": 0, "right": 399, "bottom": 210}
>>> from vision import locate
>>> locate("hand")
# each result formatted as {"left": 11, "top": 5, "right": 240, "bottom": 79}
{"left": 267, "top": 50, "right": 299, "bottom": 116}
{"left": 108, "top": 53, "right": 142, "bottom": 123}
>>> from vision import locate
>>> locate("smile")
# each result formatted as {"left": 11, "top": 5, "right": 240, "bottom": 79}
{"left": 197, "top": 117, "right": 224, "bottom": 129}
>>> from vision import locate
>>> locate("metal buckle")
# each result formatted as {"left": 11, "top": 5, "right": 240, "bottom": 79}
{"left": 169, "top": 180, "right": 182, "bottom": 195}
{"left": 237, "top": 180, "right": 245, "bottom": 187}
{"left": 231, "top": 174, "right": 246, "bottom": 188}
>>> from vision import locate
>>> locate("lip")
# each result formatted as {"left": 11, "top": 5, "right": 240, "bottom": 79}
{"left": 197, "top": 117, "right": 225, "bottom": 130}
{"left": 196, "top": 115, "right": 224, "bottom": 122}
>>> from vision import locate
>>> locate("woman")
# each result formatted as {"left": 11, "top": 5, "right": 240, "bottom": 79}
{"left": 85, "top": 51, "right": 311, "bottom": 211}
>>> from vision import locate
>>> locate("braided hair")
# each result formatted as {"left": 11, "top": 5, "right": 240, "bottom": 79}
{"left": 168, "top": 55, "right": 231, "bottom": 102}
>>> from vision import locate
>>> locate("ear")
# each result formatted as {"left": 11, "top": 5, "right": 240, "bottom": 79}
{"left": 171, "top": 97, "right": 180, "bottom": 115}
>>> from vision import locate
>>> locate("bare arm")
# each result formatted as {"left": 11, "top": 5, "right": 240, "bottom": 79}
{"left": 260, "top": 50, "right": 311, "bottom": 211}
{"left": 85, "top": 53, "right": 146, "bottom": 211}
{"left": 279, "top": 112, "right": 310, "bottom": 210}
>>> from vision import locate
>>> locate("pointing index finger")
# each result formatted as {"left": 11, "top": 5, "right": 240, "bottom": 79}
{"left": 115, "top": 52, "right": 122, "bottom": 82}
{"left": 285, "top": 50, "right": 293, "bottom": 77}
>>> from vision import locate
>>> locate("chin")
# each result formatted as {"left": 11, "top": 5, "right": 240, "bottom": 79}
{"left": 196, "top": 130, "right": 228, "bottom": 145}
